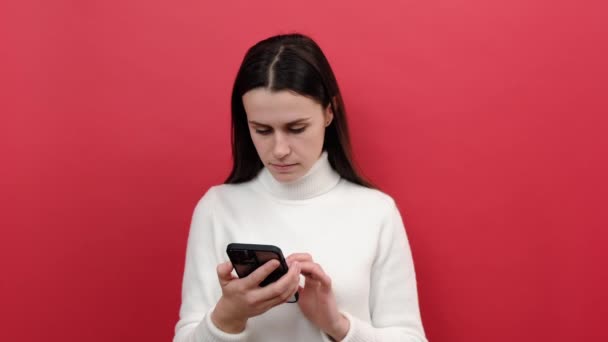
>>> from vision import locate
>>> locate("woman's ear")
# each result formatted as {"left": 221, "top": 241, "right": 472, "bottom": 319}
{"left": 324, "top": 106, "right": 334, "bottom": 127}
{"left": 325, "top": 101, "right": 335, "bottom": 127}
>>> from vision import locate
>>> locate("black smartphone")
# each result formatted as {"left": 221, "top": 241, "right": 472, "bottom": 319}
{"left": 226, "top": 243, "right": 298, "bottom": 303}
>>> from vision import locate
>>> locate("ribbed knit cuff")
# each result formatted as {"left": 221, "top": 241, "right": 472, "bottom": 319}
{"left": 193, "top": 307, "right": 250, "bottom": 342}
{"left": 320, "top": 311, "right": 375, "bottom": 342}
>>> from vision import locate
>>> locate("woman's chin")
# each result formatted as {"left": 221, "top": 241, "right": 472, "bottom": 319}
{"left": 271, "top": 170, "right": 304, "bottom": 183}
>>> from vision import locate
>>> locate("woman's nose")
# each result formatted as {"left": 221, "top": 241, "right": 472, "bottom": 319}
{"left": 272, "top": 133, "right": 291, "bottom": 159}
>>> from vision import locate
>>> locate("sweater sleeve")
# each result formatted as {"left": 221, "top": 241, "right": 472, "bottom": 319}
{"left": 324, "top": 200, "right": 428, "bottom": 342}
{"left": 173, "top": 187, "right": 251, "bottom": 342}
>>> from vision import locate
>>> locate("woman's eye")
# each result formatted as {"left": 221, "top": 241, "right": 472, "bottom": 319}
{"left": 289, "top": 127, "right": 306, "bottom": 134}
{"left": 255, "top": 129, "right": 272, "bottom": 135}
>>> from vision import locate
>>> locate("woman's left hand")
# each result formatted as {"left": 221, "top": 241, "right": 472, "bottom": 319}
{"left": 286, "top": 253, "right": 350, "bottom": 341}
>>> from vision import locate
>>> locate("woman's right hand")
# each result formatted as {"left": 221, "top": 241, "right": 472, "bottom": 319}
{"left": 210, "top": 259, "right": 301, "bottom": 333}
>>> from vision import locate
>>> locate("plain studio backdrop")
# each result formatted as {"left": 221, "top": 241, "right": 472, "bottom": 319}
{"left": 1, "top": 1, "right": 606, "bottom": 341}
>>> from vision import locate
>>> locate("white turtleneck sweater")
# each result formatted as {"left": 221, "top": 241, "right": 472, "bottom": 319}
{"left": 173, "top": 152, "right": 428, "bottom": 342}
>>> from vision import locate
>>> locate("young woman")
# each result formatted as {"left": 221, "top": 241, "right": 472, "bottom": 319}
{"left": 173, "top": 33, "right": 428, "bottom": 342}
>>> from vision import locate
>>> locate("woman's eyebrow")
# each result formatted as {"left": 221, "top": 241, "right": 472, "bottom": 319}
{"left": 248, "top": 117, "right": 312, "bottom": 126}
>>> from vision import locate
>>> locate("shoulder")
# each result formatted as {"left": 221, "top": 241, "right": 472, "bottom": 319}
{"left": 337, "top": 179, "right": 397, "bottom": 214}
{"left": 192, "top": 182, "right": 256, "bottom": 210}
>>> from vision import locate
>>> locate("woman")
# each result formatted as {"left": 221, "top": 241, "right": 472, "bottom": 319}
{"left": 173, "top": 33, "right": 428, "bottom": 342}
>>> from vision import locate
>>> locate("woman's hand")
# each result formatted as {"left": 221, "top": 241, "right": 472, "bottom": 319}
{"left": 211, "top": 259, "right": 301, "bottom": 333}
{"left": 287, "top": 253, "right": 350, "bottom": 341}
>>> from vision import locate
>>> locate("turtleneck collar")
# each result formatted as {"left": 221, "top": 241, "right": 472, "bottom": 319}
{"left": 254, "top": 151, "right": 341, "bottom": 201}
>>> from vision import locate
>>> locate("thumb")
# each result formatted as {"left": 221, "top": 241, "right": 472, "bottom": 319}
{"left": 216, "top": 261, "right": 235, "bottom": 286}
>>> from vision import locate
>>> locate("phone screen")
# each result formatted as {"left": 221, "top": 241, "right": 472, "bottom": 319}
{"left": 226, "top": 243, "right": 298, "bottom": 302}
{"left": 229, "top": 249, "right": 286, "bottom": 285}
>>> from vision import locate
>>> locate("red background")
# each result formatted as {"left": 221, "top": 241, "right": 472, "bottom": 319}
{"left": 1, "top": 1, "right": 607, "bottom": 341}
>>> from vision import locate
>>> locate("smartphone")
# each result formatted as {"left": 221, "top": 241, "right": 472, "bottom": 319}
{"left": 226, "top": 243, "right": 298, "bottom": 303}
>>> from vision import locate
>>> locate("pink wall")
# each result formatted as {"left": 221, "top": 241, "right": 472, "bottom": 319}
{"left": 2, "top": 0, "right": 607, "bottom": 341}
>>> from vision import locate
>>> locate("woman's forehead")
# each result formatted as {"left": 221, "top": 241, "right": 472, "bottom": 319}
{"left": 242, "top": 88, "right": 323, "bottom": 122}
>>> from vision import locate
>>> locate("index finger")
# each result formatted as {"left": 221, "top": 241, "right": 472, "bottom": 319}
{"left": 298, "top": 261, "right": 332, "bottom": 288}
{"left": 286, "top": 253, "right": 313, "bottom": 266}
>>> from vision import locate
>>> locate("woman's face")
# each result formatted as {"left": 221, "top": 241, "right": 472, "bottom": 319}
{"left": 242, "top": 88, "right": 333, "bottom": 183}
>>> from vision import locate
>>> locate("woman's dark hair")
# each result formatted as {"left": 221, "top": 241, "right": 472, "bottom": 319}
{"left": 225, "top": 33, "right": 373, "bottom": 188}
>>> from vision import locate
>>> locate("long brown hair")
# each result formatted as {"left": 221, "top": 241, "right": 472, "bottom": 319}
{"left": 225, "top": 33, "right": 373, "bottom": 188}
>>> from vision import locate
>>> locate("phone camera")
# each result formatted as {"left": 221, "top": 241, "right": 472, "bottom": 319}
{"left": 234, "top": 249, "right": 256, "bottom": 264}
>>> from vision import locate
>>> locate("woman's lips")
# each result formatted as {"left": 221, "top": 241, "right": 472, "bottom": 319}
{"left": 271, "top": 163, "right": 297, "bottom": 172}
